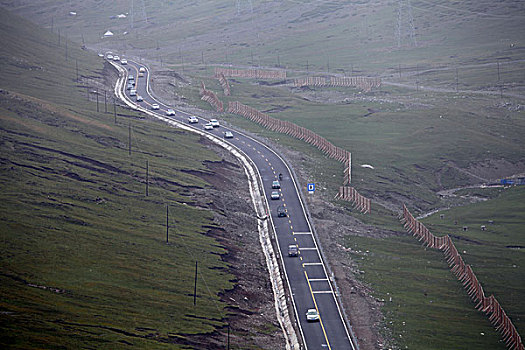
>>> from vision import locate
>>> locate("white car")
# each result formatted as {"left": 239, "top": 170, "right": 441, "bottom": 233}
{"left": 306, "top": 309, "right": 319, "bottom": 322}
{"left": 138, "top": 72, "right": 144, "bottom": 77}
{"left": 166, "top": 109, "right": 176, "bottom": 116}
{"left": 121, "top": 59, "right": 128, "bottom": 65}
{"left": 139, "top": 67, "right": 146, "bottom": 73}
{"left": 271, "top": 191, "right": 280, "bottom": 200}
{"left": 106, "top": 54, "right": 114, "bottom": 60}
{"left": 98, "top": 53, "right": 104, "bottom": 58}
{"left": 129, "top": 89, "right": 137, "bottom": 96}
{"left": 224, "top": 131, "right": 233, "bottom": 139}
{"left": 210, "top": 119, "right": 220, "bottom": 127}
{"left": 136, "top": 95, "right": 143, "bottom": 102}
{"left": 113, "top": 55, "right": 120, "bottom": 61}
{"left": 151, "top": 103, "right": 160, "bottom": 110}
{"left": 188, "top": 116, "right": 199, "bottom": 124}
{"left": 204, "top": 123, "right": 213, "bottom": 130}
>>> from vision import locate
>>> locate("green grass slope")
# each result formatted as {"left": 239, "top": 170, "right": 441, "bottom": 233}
{"left": 5, "top": 0, "right": 524, "bottom": 75}
{"left": 346, "top": 186, "right": 525, "bottom": 350}
{"left": 4, "top": 1, "right": 524, "bottom": 349}
{"left": 0, "top": 8, "right": 237, "bottom": 349}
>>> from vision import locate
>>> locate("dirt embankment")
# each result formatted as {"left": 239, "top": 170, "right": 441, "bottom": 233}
{"left": 182, "top": 138, "right": 286, "bottom": 349}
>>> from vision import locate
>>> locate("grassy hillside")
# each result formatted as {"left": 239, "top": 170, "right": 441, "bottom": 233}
{"left": 344, "top": 186, "right": 525, "bottom": 350}
{"left": 4, "top": 0, "right": 524, "bottom": 75}
{"left": 3, "top": 1, "right": 524, "bottom": 349}
{"left": 0, "top": 8, "right": 243, "bottom": 349}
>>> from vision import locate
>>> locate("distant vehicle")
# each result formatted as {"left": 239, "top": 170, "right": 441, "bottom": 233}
{"left": 288, "top": 245, "right": 298, "bottom": 257}
{"left": 204, "top": 123, "right": 213, "bottom": 130}
{"left": 138, "top": 72, "right": 144, "bottom": 77}
{"left": 139, "top": 67, "right": 146, "bottom": 73}
{"left": 98, "top": 53, "right": 104, "bottom": 58}
{"left": 270, "top": 191, "right": 280, "bottom": 200}
{"left": 306, "top": 309, "right": 319, "bottom": 322}
{"left": 120, "top": 59, "right": 128, "bottom": 65}
{"left": 210, "top": 119, "right": 220, "bottom": 127}
{"left": 188, "top": 116, "right": 199, "bottom": 124}
{"left": 136, "top": 95, "right": 143, "bottom": 102}
{"left": 126, "top": 83, "right": 134, "bottom": 90}
{"left": 129, "top": 89, "right": 137, "bottom": 96}
{"left": 224, "top": 131, "right": 233, "bottom": 139}
{"left": 277, "top": 205, "right": 286, "bottom": 217}
{"left": 272, "top": 180, "right": 281, "bottom": 189}
{"left": 113, "top": 55, "right": 120, "bottom": 61}
{"left": 151, "top": 103, "right": 160, "bottom": 110}
{"left": 166, "top": 109, "right": 176, "bottom": 116}
{"left": 128, "top": 75, "right": 135, "bottom": 81}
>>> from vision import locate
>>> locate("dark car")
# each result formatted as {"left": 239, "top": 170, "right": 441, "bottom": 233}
{"left": 277, "top": 205, "right": 287, "bottom": 217}
{"left": 288, "top": 245, "right": 298, "bottom": 257}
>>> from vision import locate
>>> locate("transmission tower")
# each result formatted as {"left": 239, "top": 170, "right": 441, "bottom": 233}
{"left": 396, "top": 0, "right": 417, "bottom": 48}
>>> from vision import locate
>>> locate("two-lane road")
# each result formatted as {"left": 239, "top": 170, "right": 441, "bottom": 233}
{"left": 118, "top": 58, "right": 356, "bottom": 350}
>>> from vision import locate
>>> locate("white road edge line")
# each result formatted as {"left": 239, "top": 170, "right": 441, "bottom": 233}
{"left": 110, "top": 60, "right": 301, "bottom": 350}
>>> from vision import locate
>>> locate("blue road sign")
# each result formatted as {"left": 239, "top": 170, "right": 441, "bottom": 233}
{"left": 307, "top": 183, "right": 315, "bottom": 193}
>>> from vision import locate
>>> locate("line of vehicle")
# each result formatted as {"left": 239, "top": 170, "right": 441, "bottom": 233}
{"left": 120, "top": 58, "right": 355, "bottom": 349}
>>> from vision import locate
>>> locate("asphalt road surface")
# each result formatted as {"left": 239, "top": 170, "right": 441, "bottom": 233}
{"left": 117, "top": 58, "right": 356, "bottom": 350}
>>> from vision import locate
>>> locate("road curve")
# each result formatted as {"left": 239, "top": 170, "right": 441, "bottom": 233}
{"left": 114, "top": 58, "right": 357, "bottom": 350}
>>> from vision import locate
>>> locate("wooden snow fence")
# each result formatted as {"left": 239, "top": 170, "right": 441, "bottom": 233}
{"left": 199, "top": 81, "right": 223, "bottom": 112}
{"left": 334, "top": 186, "right": 371, "bottom": 214}
{"left": 215, "top": 67, "right": 286, "bottom": 79}
{"left": 294, "top": 76, "right": 381, "bottom": 92}
{"left": 217, "top": 73, "right": 231, "bottom": 96}
{"left": 227, "top": 101, "right": 373, "bottom": 214}
{"left": 401, "top": 204, "right": 524, "bottom": 350}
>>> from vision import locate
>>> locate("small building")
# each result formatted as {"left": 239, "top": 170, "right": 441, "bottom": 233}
{"left": 103, "top": 30, "right": 114, "bottom": 38}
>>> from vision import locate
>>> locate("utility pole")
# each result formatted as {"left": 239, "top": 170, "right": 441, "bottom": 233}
{"left": 456, "top": 68, "right": 459, "bottom": 92}
{"left": 128, "top": 123, "right": 131, "bottom": 156}
{"left": 193, "top": 261, "right": 198, "bottom": 306}
{"left": 145, "top": 160, "right": 149, "bottom": 196}
{"left": 166, "top": 204, "right": 169, "bottom": 244}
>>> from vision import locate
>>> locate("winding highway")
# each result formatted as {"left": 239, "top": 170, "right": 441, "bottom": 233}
{"left": 115, "top": 58, "right": 356, "bottom": 350}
